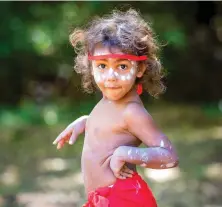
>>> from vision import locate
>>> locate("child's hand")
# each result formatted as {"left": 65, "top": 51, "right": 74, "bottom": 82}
{"left": 53, "top": 115, "right": 88, "bottom": 150}
{"left": 110, "top": 154, "right": 134, "bottom": 179}
{"left": 53, "top": 125, "right": 75, "bottom": 150}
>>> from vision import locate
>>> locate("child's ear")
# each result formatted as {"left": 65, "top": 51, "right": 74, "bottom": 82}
{"left": 136, "top": 62, "right": 146, "bottom": 78}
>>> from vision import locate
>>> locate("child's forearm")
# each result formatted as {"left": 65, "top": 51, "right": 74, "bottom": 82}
{"left": 113, "top": 146, "right": 179, "bottom": 169}
{"left": 72, "top": 115, "right": 88, "bottom": 136}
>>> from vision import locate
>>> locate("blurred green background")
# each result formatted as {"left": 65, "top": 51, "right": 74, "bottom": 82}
{"left": 0, "top": 1, "right": 222, "bottom": 207}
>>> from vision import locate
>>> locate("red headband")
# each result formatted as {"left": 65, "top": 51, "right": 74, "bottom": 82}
{"left": 88, "top": 54, "right": 147, "bottom": 61}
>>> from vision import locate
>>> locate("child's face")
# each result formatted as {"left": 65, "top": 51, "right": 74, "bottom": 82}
{"left": 91, "top": 44, "right": 143, "bottom": 101}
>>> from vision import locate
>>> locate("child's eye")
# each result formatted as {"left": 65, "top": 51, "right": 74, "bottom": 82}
{"left": 118, "top": 64, "right": 128, "bottom": 70}
{"left": 98, "top": 64, "right": 106, "bottom": 69}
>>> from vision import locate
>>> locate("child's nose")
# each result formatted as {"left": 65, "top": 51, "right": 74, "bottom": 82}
{"left": 107, "top": 68, "right": 117, "bottom": 81}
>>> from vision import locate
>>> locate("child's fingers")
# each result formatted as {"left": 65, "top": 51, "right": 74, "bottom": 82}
{"left": 119, "top": 166, "right": 134, "bottom": 178}
{"left": 115, "top": 171, "right": 127, "bottom": 179}
{"left": 64, "top": 134, "right": 71, "bottom": 143}
{"left": 117, "top": 174, "right": 126, "bottom": 179}
{"left": 68, "top": 131, "right": 77, "bottom": 145}
{"left": 57, "top": 142, "right": 62, "bottom": 150}
{"left": 122, "top": 166, "right": 134, "bottom": 174}
{"left": 57, "top": 139, "right": 65, "bottom": 149}
{"left": 53, "top": 132, "right": 66, "bottom": 145}
{"left": 113, "top": 172, "right": 124, "bottom": 179}
{"left": 53, "top": 130, "right": 72, "bottom": 145}
{"left": 121, "top": 170, "right": 133, "bottom": 176}
{"left": 55, "top": 132, "right": 73, "bottom": 150}
{"left": 56, "top": 136, "right": 69, "bottom": 149}
{"left": 120, "top": 171, "right": 132, "bottom": 178}
{"left": 57, "top": 142, "right": 64, "bottom": 150}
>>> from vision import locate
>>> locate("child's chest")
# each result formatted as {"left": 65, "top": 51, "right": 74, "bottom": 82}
{"left": 86, "top": 103, "right": 126, "bottom": 137}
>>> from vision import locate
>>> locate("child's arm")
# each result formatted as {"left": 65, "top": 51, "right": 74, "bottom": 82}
{"left": 53, "top": 115, "right": 88, "bottom": 149}
{"left": 111, "top": 103, "right": 179, "bottom": 170}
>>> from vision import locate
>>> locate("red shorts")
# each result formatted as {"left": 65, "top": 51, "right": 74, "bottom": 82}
{"left": 82, "top": 172, "right": 157, "bottom": 207}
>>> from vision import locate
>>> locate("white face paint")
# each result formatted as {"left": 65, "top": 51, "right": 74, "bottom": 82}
{"left": 131, "top": 61, "right": 136, "bottom": 66}
{"left": 130, "top": 67, "right": 135, "bottom": 75}
{"left": 160, "top": 140, "right": 164, "bottom": 148}
{"left": 140, "top": 163, "right": 147, "bottom": 167}
{"left": 93, "top": 71, "right": 101, "bottom": 83}
{"left": 121, "top": 75, "right": 126, "bottom": 81}
{"left": 108, "top": 68, "right": 114, "bottom": 75}
{"left": 126, "top": 74, "right": 131, "bottom": 80}
{"left": 92, "top": 58, "right": 137, "bottom": 84}
{"left": 91, "top": 44, "right": 141, "bottom": 101}
{"left": 115, "top": 67, "right": 136, "bottom": 81}
{"left": 96, "top": 75, "right": 101, "bottom": 82}
{"left": 141, "top": 152, "right": 149, "bottom": 162}
{"left": 166, "top": 162, "right": 175, "bottom": 168}
{"left": 92, "top": 62, "right": 102, "bottom": 83}
{"left": 114, "top": 71, "right": 119, "bottom": 77}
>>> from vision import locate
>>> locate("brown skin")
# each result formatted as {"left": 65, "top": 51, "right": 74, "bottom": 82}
{"left": 53, "top": 90, "right": 178, "bottom": 194}
{"left": 53, "top": 45, "right": 179, "bottom": 194}
{"left": 70, "top": 9, "right": 166, "bottom": 98}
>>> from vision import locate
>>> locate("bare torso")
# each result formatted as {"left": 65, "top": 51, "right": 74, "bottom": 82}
{"left": 82, "top": 98, "right": 142, "bottom": 194}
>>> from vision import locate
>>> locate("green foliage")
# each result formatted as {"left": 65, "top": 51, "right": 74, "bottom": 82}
{"left": 0, "top": 2, "right": 222, "bottom": 206}
{"left": 0, "top": 2, "right": 221, "bottom": 105}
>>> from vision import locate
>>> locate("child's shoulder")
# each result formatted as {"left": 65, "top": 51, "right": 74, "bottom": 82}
{"left": 123, "top": 101, "right": 152, "bottom": 121}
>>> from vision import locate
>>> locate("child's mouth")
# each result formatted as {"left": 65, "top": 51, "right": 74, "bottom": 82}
{"left": 105, "top": 86, "right": 121, "bottom": 89}
{"left": 104, "top": 83, "right": 121, "bottom": 88}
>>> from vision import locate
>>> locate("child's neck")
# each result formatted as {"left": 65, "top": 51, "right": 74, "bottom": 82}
{"left": 103, "top": 87, "right": 140, "bottom": 105}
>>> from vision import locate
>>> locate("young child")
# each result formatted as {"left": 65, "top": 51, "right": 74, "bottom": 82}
{"left": 53, "top": 9, "right": 179, "bottom": 207}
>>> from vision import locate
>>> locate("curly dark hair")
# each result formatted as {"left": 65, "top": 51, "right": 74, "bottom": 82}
{"left": 69, "top": 9, "right": 166, "bottom": 98}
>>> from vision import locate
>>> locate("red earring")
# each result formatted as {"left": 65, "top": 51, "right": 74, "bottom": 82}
{"left": 136, "top": 83, "right": 143, "bottom": 95}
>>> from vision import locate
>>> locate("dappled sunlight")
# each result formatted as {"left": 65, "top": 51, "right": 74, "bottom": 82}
{"left": 204, "top": 163, "right": 222, "bottom": 180}
{"left": 43, "top": 107, "right": 58, "bottom": 126}
{"left": 30, "top": 26, "right": 54, "bottom": 55}
{"left": 39, "top": 158, "right": 69, "bottom": 172}
{"left": 37, "top": 171, "right": 84, "bottom": 190}
{"left": 18, "top": 191, "right": 81, "bottom": 207}
{"left": 144, "top": 167, "right": 181, "bottom": 183}
{"left": 0, "top": 165, "right": 20, "bottom": 186}
{"left": 1, "top": 1, "right": 222, "bottom": 206}
{"left": 0, "top": 102, "right": 221, "bottom": 206}
{"left": 212, "top": 127, "right": 222, "bottom": 139}
{"left": 165, "top": 125, "right": 222, "bottom": 143}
